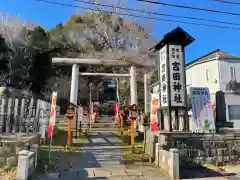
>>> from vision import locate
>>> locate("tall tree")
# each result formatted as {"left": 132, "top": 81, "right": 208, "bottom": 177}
{"left": 48, "top": 12, "right": 156, "bottom": 104}
{"left": 27, "top": 26, "right": 52, "bottom": 94}
{"left": 0, "top": 35, "right": 10, "bottom": 85}
{"left": 0, "top": 13, "right": 52, "bottom": 93}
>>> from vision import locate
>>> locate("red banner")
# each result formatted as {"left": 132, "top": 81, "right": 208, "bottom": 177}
{"left": 114, "top": 104, "right": 119, "bottom": 121}
{"left": 151, "top": 94, "right": 160, "bottom": 132}
{"left": 48, "top": 92, "right": 57, "bottom": 137}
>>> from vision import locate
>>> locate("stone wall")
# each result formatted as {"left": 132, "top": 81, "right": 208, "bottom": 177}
{"left": 0, "top": 133, "right": 40, "bottom": 167}
{"left": 154, "top": 144, "right": 179, "bottom": 179}
{"left": 0, "top": 87, "right": 60, "bottom": 139}
{"left": 159, "top": 132, "right": 240, "bottom": 166}
{"left": 145, "top": 129, "right": 240, "bottom": 166}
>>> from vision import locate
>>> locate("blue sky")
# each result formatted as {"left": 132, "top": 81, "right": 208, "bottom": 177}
{"left": 1, "top": 0, "right": 240, "bottom": 63}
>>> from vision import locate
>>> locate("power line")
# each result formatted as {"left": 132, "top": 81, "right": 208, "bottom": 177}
{"left": 137, "top": 0, "right": 240, "bottom": 16}
{"left": 35, "top": 0, "right": 240, "bottom": 30}
{"left": 215, "top": 0, "right": 240, "bottom": 5}
{"left": 74, "top": 0, "right": 240, "bottom": 26}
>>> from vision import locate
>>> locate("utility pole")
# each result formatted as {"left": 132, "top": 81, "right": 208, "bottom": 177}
{"left": 115, "top": 0, "right": 120, "bottom": 14}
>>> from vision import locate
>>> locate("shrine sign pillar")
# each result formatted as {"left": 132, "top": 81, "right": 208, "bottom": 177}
{"left": 150, "top": 27, "right": 195, "bottom": 132}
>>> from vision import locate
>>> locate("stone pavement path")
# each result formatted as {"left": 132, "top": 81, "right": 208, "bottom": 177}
{"left": 58, "top": 131, "right": 171, "bottom": 180}
{"left": 36, "top": 117, "right": 172, "bottom": 180}
{"left": 223, "top": 165, "right": 240, "bottom": 180}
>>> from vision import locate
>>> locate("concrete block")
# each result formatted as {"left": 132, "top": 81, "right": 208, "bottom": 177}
{"left": 6, "top": 156, "right": 17, "bottom": 167}
{"left": 16, "top": 150, "right": 29, "bottom": 180}
{"left": 170, "top": 148, "right": 179, "bottom": 179}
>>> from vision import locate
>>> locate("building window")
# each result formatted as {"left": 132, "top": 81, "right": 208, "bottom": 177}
{"left": 230, "top": 66, "right": 236, "bottom": 81}
{"left": 205, "top": 69, "right": 209, "bottom": 81}
{"left": 228, "top": 105, "right": 240, "bottom": 120}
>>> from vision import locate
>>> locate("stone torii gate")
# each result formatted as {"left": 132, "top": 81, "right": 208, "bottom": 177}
{"left": 52, "top": 58, "right": 145, "bottom": 106}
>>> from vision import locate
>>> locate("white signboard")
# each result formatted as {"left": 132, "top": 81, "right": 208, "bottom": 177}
{"left": 169, "top": 45, "right": 185, "bottom": 107}
{"left": 159, "top": 45, "right": 168, "bottom": 107}
{"left": 190, "top": 87, "right": 216, "bottom": 132}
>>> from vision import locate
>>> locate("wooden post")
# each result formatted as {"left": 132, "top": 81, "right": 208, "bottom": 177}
{"left": 128, "top": 119, "right": 131, "bottom": 145}
{"left": 131, "top": 118, "right": 135, "bottom": 152}
{"left": 65, "top": 103, "right": 77, "bottom": 147}
{"left": 120, "top": 115, "right": 124, "bottom": 135}
{"left": 68, "top": 118, "right": 72, "bottom": 146}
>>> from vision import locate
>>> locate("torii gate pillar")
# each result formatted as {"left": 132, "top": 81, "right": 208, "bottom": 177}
{"left": 70, "top": 64, "right": 79, "bottom": 105}
{"left": 130, "top": 66, "right": 137, "bottom": 105}
{"left": 69, "top": 63, "right": 138, "bottom": 106}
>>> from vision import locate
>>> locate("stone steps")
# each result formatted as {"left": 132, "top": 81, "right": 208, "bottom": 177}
{"left": 91, "top": 122, "right": 115, "bottom": 128}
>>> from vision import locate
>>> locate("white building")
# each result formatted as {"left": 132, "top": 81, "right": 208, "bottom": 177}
{"left": 186, "top": 49, "right": 240, "bottom": 128}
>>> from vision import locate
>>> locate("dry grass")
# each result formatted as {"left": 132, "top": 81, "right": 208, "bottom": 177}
{"left": 0, "top": 167, "right": 17, "bottom": 180}
{"left": 33, "top": 127, "right": 89, "bottom": 178}
{"left": 115, "top": 127, "right": 149, "bottom": 165}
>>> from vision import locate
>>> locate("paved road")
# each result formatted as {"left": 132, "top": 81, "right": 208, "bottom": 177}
{"left": 36, "top": 117, "right": 172, "bottom": 180}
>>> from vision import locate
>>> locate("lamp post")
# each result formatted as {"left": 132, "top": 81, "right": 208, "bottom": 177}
{"left": 119, "top": 106, "right": 125, "bottom": 135}
{"left": 129, "top": 104, "right": 138, "bottom": 152}
{"left": 65, "top": 103, "right": 76, "bottom": 147}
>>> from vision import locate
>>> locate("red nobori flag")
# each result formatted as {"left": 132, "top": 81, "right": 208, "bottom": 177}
{"left": 48, "top": 122, "right": 53, "bottom": 137}
{"left": 48, "top": 92, "right": 57, "bottom": 137}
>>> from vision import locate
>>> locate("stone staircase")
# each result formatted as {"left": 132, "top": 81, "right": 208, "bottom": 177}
{"left": 88, "top": 116, "right": 116, "bottom": 132}
{"left": 56, "top": 116, "right": 117, "bottom": 133}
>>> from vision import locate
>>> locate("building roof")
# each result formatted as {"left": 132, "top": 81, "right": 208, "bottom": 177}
{"left": 186, "top": 49, "right": 240, "bottom": 69}
{"left": 150, "top": 27, "right": 195, "bottom": 52}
